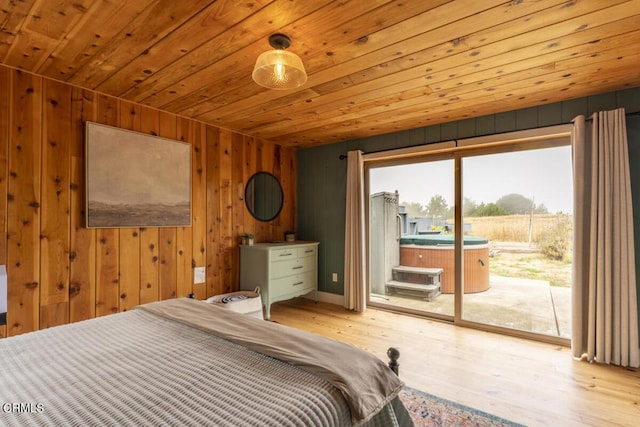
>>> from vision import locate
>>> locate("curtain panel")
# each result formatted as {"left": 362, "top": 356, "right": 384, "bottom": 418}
{"left": 344, "top": 150, "right": 366, "bottom": 312}
{"left": 572, "top": 108, "right": 640, "bottom": 368}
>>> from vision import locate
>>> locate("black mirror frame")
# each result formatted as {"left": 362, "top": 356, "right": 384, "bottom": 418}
{"left": 244, "top": 171, "right": 284, "bottom": 222}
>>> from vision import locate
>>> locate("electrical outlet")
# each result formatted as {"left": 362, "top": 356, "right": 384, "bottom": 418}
{"left": 194, "top": 266, "right": 206, "bottom": 284}
{"left": 332, "top": 272, "right": 338, "bottom": 282}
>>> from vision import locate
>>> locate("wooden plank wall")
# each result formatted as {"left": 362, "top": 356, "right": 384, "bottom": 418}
{"left": 0, "top": 65, "right": 296, "bottom": 337}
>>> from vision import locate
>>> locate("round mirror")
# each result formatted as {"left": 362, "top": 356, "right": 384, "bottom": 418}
{"left": 245, "top": 172, "right": 284, "bottom": 222}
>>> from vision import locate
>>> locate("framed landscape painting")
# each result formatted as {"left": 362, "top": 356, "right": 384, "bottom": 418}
{"left": 85, "top": 122, "right": 192, "bottom": 228}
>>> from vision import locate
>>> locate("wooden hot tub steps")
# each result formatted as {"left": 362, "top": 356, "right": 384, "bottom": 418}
{"left": 385, "top": 265, "right": 443, "bottom": 301}
{"left": 391, "top": 265, "right": 442, "bottom": 285}
{"left": 384, "top": 280, "right": 441, "bottom": 301}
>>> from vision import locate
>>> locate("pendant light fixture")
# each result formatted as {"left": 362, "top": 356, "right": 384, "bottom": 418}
{"left": 252, "top": 33, "right": 307, "bottom": 90}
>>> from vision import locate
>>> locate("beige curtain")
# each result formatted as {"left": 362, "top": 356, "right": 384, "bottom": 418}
{"left": 572, "top": 108, "right": 640, "bottom": 368}
{"left": 344, "top": 150, "right": 366, "bottom": 311}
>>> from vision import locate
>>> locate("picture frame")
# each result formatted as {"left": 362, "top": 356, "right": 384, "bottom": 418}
{"left": 85, "top": 122, "right": 192, "bottom": 228}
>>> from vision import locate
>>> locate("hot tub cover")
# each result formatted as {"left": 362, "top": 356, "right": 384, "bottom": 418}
{"left": 399, "top": 234, "right": 488, "bottom": 246}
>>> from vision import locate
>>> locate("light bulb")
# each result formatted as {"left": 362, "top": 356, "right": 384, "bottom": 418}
{"left": 274, "top": 61, "right": 285, "bottom": 82}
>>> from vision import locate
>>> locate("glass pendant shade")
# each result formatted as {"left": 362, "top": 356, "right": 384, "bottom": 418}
{"left": 252, "top": 49, "right": 307, "bottom": 90}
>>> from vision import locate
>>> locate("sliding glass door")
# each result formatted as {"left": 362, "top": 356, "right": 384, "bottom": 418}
{"left": 366, "top": 128, "right": 573, "bottom": 342}
{"left": 460, "top": 146, "right": 573, "bottom": 339}
{"left": 368, "top": 157, "right": 455, "bottom": 319}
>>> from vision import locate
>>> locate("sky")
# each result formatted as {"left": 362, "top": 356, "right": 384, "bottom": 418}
{"left": 369, "top": 145, "right": 573, "bottom": 214}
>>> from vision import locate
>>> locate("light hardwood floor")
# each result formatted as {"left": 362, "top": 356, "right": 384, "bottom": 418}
{"left": 270, "top": 298, "right": 640, "bottom": 427}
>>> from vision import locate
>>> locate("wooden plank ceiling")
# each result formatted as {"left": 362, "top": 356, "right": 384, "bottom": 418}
{"left": 1, "top": 0, "right": 640, "bottom": 148}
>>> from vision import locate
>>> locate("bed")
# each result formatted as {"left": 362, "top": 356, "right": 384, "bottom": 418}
{"left": 0, "top": 298, "right": 412, "bottom": 426}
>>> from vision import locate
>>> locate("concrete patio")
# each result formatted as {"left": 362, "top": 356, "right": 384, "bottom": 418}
{"left": 371, "top": 274, "right": 571, "bottom": 338}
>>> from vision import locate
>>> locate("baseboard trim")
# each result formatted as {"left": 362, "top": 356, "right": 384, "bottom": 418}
{"left": 304, "top": 291, "right": 343, "bottom": 306}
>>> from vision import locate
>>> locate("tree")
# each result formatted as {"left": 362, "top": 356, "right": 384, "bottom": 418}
{"left": 475, "top": 202, "right": 507, "bottom": 217}
{"left": 463, "top": 197, "right": 478, "bottom": 217}
{"left": 426, "top": 194, "right": 449, "bottom": 218}
{"left": 534, "top": 203, "right": 549, "bottom": 214}
{"left": 496, "top": 193, "right": 534, "bottom": 215}
{"left": 403, "top": 201, "right": 427, "bottom": 217}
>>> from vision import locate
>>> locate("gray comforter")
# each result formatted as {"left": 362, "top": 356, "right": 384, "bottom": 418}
{"left": 0, "top": 298, "right": 412, "bottom": 426}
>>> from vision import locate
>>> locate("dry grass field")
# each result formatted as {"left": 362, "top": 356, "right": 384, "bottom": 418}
{"left": 465, "top": 214, "right": 572, "bottom": 244}
{"left": 490, "top": 251, "right": 572, "bottom": 287}
{"left": 465, "top": 214, "right": 573, "bottom": 287}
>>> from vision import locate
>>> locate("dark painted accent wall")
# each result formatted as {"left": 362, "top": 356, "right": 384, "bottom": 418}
{"left": 298, "top": 87, "right": 640, "bottom": 297}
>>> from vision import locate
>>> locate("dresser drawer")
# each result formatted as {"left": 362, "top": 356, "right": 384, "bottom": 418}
{"left": 271, "top": 256, "right": 315, "bottom": 278}
{"left": 298, "top": 246, "right": 317, "bottom": 258}
{"left": 271, "top": 248, "right": 297, "bottom": 260}
{"left": 270, "top": 271, "right": 315, "bottom": 298}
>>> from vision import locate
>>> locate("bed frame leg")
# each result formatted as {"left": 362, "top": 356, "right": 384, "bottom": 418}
{"left": 387, "top": 347, "right": 400, "bottom": 375}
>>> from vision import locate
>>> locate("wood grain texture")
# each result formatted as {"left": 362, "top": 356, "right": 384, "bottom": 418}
{"left": 118, "top": 228, "right": 140, "bottom": 312}
{"left": 158, "top": 111, "right": 178, "bottom": 301}
{"left": 117, "top": 102, "right": 141, "bottom": 312}
{"left": 206, "top": 125, "right": 221, "bottom": 298}
{"left": 271, "top": 299, "right": 640, "bottom": 427}
{"left": 175, "top": 224, "right": 193, "bottom": 298}
{"left": 94, "top": 94, "right": 120, "bottom": 317}
{"left": 138, "top": 226, "right": 159, "bottom": 305}
{"left": 0, "top": 65, "right": 296, "bottom": 333}
{"left": 2, "top": 1, "right": 640, "bottom": 147}
{"left": 39, "top": 79, "right": 72, "bottom": 328}
{"left": 95, "top": 228, "right": 119, "bottom": 317}
{"left": 190, "top": 122, "right": 207, "bottom": 300}
{"left": 7, "top": 71, "right": 42, "bottom": 336}
{"left": 37, "top": 0, "right": 150, "bottom": 80}
{"left": 0, "top": 67, "right": 8, "bottom": 267}
{"left": 69, "top": 88, "right": 96, "bottom": 323}
{"left": 138, "top": 109, "right": 161, "bottom": 304}
{"left": 0, "top": 67, "right": 8, "bottom": 338}
{"left": 176, "top": 117, "right": 195, "bottom": 298}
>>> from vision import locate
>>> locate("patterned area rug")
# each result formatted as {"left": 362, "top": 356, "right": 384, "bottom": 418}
{"left": 399, "top": 386, "right": 526, "bottom": 427}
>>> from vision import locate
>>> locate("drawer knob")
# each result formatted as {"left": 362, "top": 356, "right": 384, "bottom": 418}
{"left": 292, "top": 281, "right": 304, "bottom": 286}
{"left": 292, "top": 266, "right": 303, "bottom": 270}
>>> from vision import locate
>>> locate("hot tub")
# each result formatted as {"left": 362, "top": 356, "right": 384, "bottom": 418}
{"left": 399, "top": 234, "right": 489, "bottom": 294}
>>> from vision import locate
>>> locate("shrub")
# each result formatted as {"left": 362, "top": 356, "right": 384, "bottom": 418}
{"left": 538, "top": 215, "right": 572, "bottom": 261}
